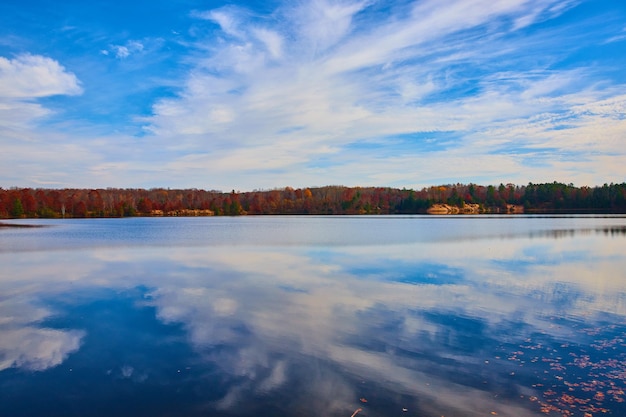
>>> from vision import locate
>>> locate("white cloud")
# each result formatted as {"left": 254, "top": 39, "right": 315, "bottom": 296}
{"left": 3, "top": 0, "right": 626, "bottom": 190}
{"left": 133, "top": 0, "right": 626, "bottom": 191}
{"left": 105, "top": 40, "right": 145, "bottom": 59}
{"left": 0, "top": 100, "right": 52, "bottom": 130}
{"left": 0, "top": 54, "right": 82, "bottom": 98}
{"left": 252, "top": 28, "right": 283, "bottom": 59}
{"left": 0, "top": 54, "right": 82, "bottom": 184}
{"left": 0, "top": 54, "right": 82, "bottom": 137}
{"left": 605, "top": 33, "right": 626, "bottom": 44}
{"left": 196, "top": 6, "right": 245, "bottom": 38}
{"left": 289, "top": 0, "right": 369, "bottom": 53}
{"left": 115, "top": 46, "right": 131, "bottom": 58}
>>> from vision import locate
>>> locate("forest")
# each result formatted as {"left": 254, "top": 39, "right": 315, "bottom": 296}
{"left": 1, "top": 182, "right": 626, "bottom": 218}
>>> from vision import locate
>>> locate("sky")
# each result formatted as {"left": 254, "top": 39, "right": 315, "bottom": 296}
{"left": 1, "top": 0, "right": 625, "bottom": 191}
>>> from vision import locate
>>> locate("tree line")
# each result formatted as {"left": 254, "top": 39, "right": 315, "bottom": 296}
{"left": 1, "top": 182, "right": 626, "bottom": 218}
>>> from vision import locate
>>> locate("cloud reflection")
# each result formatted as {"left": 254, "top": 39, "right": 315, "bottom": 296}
{"left": 141, "top": 231, "right": 626, "bottom": 415}
{"left": 0, "top": 299, "right": 84, "bottom": 372}
{"left": 1, "top": 218, "right": 626, "bottom": 416}
{"left": 0, "top": 328, "right": 83, "bottom": 371}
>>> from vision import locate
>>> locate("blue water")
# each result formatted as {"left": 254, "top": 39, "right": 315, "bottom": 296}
{"left": 1, "top": 216, "right": 626, "bottom": 417}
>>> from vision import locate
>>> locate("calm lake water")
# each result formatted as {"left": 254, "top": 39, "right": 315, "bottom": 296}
{"left": 1, "top": 216, "right": 626, "bottom": 417}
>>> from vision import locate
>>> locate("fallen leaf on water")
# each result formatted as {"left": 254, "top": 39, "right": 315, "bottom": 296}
{"left": 350, "top": 408, "right": 362, "bottom": 417}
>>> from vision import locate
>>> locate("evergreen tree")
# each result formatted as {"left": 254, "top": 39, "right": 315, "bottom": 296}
{"left": 11, "top": 198, "right": 24, "bottom": 218}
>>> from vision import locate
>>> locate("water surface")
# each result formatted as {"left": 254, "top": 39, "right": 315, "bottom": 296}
{"left": 1, "top": 216, "right": 626, "bottom": 417}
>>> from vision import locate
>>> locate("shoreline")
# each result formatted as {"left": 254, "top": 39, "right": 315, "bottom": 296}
{"left": 0, "top": 222, "right": 46, "bottom": 228}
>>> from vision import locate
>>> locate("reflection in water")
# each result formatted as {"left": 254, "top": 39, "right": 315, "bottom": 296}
{"left": 0, "top": 298, "right": 84, "bottom": 372}
{"left": 0, "top": 327, "right": 83, "bottom": 371}
{"left": 529, "top": 225, "right": 626, "bottom": 239}
{"left": 0, "top": 217, "right": 626, "bottom": 417}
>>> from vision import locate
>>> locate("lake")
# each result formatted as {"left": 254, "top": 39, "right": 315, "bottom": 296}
{"left": 1, "top": 215, "right": 626, "bottom": 417}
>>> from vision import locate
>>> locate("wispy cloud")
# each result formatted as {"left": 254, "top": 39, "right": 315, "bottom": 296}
{"left": 136, "top": 0, "right": 624, "bottom": 188}
{"left": 1, "top": 0, "right": 625, "bottom": 188}
{"left": 101, "top": 40, "right": 146, "bottom": 59}
{"left": 604, "top": 26, "right": 626, "bottom": 44}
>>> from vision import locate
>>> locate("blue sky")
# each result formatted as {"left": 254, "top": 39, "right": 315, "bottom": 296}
{"left": 1, "top": 0, "right": 625, "bottom": 190}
